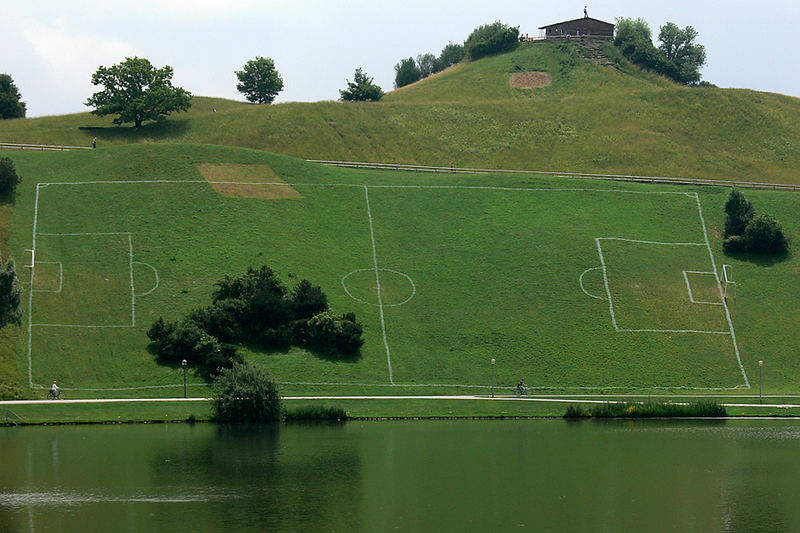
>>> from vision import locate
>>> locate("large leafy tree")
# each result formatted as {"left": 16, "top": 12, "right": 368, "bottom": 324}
{"left": 235, "top": 56, "right": 284, "bottom": 104}
{"left": 0, "top": 256, "right": 22, "bottom": 330}
{"left": 85, "top": 57, "right": 192, "bottom": 127}
{"left": 0, "top": 74, "right": 26, "bottom": 119}
{"left": 339, "top": 68, "right": 384, "bottom": 102}
{"left": 658, "top": 23, "right": 706, "bottom": 84}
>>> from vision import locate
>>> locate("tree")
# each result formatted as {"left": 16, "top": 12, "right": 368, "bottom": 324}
{"left": 339, "top": 68, "right": 384, "bottom": 102}
{"left": 464, "top": 21, "right": 519, "bottom": 61}
{"left": 289, "top": 279, "right": 328, "bottom": 319}
{"left": 85, "top": 57, "right": 192, "bottom": 127}
{"left": 416, "top": 53, "right": 437, "bottom": 78}
{"left": 723, "top": 188, "right": 755, "bottom": 237}
{"left": 235, "top": 56, "right": 284, "bottom": 104}
{"left": 0, "top": 157, "right": 21, "bottom": 197}
{"left": 394, "top": 58, "right": 422, "bottom": 89}
{"left": 0, "top": 257, "right": 22, "bottom": 330}
{"left": 613, "top": 17, "right": 652, "bottom": 47}
{"left": 211, "top": 362, "right": 282, "bottom": 422}
{"left": 437, "top": 43, "right": 465, "bottom": 70}
{"left": 0, "top": 74, "right": 26, "bottom": 119}
{"left": 658, "top": 23, "right": 706, "bottom": 84}
{"left": 743, "top": 214, "right": 789, "bottom": 254}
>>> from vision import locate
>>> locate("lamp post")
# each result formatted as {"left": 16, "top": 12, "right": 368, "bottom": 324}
{"left": 758, "top": 360, "right": 764, "bottom": 404}
{"left": 181, "top": 359, "right": 188, "bottom": 399}
{"left": 491, "top": 358, "right": 496, "bottom": 398}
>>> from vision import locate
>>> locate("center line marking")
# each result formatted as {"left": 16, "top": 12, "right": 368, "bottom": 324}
{"left": 364, "top": 185, "right": 394, "bottom": 385}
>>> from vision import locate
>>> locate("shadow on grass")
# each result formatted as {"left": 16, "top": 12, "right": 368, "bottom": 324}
{"left": 723, "top": 249, "right": 792, "bottom": 267}
{"left": 78, "top": 119, "right": 190, "bottom": 141}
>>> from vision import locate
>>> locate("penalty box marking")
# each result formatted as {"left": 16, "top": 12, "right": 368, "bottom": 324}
{"left": 31, "top": 261, "right": 62, "bottom": 293}
{"left": 30, "top": 232, "right": 136, "bottom": 328}
{"left": 683, "top": 270, "right": 723, "bottom": 305}
{"left": 595, "top": 238, "right": 730, "bottom": 334}
{"left": 27, "top": 180, "right": 745, "bottom": 390}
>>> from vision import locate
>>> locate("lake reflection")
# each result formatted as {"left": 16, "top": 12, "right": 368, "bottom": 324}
{"left": 1, "top": 419, "right": 799, "bottom": 532}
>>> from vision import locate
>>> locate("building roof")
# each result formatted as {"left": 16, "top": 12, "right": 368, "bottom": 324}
{"left": 539, "top": 17, "right": 615, "bottom": 30}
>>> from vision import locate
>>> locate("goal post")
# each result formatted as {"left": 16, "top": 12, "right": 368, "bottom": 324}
{"left": 722, "top": 264, "right": 736, "bottom": 300}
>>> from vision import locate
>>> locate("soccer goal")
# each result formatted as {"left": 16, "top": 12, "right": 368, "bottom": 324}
{"left": 722, "top": 264, "right": 736, "bottom": 300}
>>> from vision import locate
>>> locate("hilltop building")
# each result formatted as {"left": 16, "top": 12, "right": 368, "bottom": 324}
{"left": 539, "top": 12, "right": 615, "bottom": 40}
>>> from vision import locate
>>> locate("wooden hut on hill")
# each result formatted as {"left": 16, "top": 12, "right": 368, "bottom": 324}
{"left": 539, "top": 14, "right": 614, "bottom": 40}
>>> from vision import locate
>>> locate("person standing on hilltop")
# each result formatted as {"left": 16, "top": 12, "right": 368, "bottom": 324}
{"left": 584, "top": 6, "right": 588, "bottom": 18}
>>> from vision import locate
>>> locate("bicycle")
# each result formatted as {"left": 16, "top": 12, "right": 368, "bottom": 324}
{"left": 47, "top": 389, "right": 64, "bottom": 400}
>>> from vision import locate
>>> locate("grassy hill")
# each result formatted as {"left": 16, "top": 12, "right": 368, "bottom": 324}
{"left": 1, "top": 41, "right": 799, "bottom": 184}
{"left": 1, "top": 144, "right": 799, "bottom": 400}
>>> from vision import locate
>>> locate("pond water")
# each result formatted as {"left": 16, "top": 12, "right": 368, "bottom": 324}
{"left": 1, "top": 419, "right": 799, "bottom": 532}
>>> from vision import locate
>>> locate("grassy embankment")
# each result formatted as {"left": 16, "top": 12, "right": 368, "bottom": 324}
{"left": 0, "top": 144, "right": 798, "bottom": 406}
{"left": 1, "top": 40, "right": 799, "bottom": 184}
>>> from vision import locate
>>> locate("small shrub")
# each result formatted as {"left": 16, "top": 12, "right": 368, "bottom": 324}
{"left": 284, "top": 405, "right": 347, "bottom": 421}
{"left": 563, "top": 404, "right": 589, "bottom": 418}
{"left": 722, "top": 234, "right": 748, "bottom": 254}
{"left": 289, "top": 279, "right": 328, "bottom": 320}
{"left": 294, "top": 311, "right": 364, "bottom": 356}
{"left": 724, "top": 188, "right": 755, "bottom": 237}
{"left": 212, "top": 362, "right": 281, "bottom": 423}
{"left": 588, "top": 401, "right": 726, "bottom": 418}
{"left": 744, "top": 214, "right": 789, "bottom": 254}
{"left": 0, "top": 157, "right": 21, "bottom": 197}
{"left": 464, "top": 21, "right": 520, "bottom": 61}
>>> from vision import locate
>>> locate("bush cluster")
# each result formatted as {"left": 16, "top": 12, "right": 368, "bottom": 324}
{"left": 613, "top": 18, "right": 705, "bottom": 85}
{"left": 722, "top": 189, "right": 789, "bottom": 255}
{"left": 148, "top": 266, "right": 363, "bottom": 375}
{"left": 394, "top": 43, "right": 465, "bottom": 89}
{"left": 464, "top": 21, "right": 520, "bottom": 61}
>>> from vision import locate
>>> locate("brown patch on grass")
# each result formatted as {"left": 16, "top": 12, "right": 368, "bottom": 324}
{"left": 510, "top": 71, "right": 552, "bottom": 89}
{"left": 197, "top": 163, "right": 302, "bottom": 199}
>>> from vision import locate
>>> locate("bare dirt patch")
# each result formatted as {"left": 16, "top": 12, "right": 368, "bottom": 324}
{"left": 197, "top": 163, "right": 302, "bottom": 199}
{"left": 510, "top": 71, "right": 552, "bottom": 89}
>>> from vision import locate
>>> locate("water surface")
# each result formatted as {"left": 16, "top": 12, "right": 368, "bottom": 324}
{"left": 1, "top": 419, "right": 799, "bottom": 532}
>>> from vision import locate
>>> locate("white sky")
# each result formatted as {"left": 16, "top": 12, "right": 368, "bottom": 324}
{"left": 2, "top": 0, "right": 799, "bottom": 117}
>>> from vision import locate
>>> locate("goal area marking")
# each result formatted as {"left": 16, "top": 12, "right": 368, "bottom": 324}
{"left": 25, "top": 179, "right": 750, "bottom": 391}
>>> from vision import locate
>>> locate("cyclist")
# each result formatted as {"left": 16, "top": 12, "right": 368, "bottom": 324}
{"left": 517, "top": 379, "right": 527, "bottom": 395}
{"left": 49, "top": 381, "right": 60, "bottom": 400}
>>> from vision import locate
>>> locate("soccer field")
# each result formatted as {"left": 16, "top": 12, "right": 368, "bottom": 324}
{"left": 23, "top": 168, "right": 750, "bottom": 395}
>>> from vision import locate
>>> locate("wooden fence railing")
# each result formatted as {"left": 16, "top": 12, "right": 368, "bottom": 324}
{"left": 0, "top": 142, "right": 92, "bottom": 152}
{"left": 307, "top": 159, "right": 800, "bottom": 191}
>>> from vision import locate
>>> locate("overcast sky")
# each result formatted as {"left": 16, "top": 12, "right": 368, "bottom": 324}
{"left": 3, "top": 0, "right": 799, "bottom": 117}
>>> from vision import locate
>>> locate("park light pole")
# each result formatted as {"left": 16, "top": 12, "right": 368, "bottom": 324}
{"left": 181, "top": 359, "right": 188, "bottom": 399}
{"left": 491, "top": 358, "right": 496, "bottom": 398}
{"left": 759, "top": 360, "right": 764, "bottom": 404}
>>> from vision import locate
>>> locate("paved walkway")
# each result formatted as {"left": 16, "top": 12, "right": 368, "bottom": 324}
{"left": 1, "top": 396, "right": 799, "bottom": 409}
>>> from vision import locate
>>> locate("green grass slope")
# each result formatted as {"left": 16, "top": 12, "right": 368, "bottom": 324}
{"left": 1, "top": 41, "right": 798, "bottom": 184}
{"left": 1, "top": 144, "right": 799, "bottom": 399}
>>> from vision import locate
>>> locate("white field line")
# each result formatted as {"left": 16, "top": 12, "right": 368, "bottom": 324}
{"left": 26, "top": 184, "right": 42, "bottom": 387}
{"left": 128, "top": 234, "right": 135, "bottom": 326}
{"left": 598, "top": 237, "right": 706, "bottom": 246}
{"left": 596, "top": 239, "right": 618, "bottom": 330}
{"left": 341, "top": 268, "right": 416, "bottom": 307}
{"left": 31, "top": 262, "right": 62, "bottom": 293}
{"left": 694, "top": 194, "right": 750, "bottom": 388}
{"left": 683, "top": 270, "right": 723, "bottom": 305}
{"left": 364, "top": 186, "right": 394, "bottom": 385}
{"left": 579, "top": 267, "right": 608, "bottom": 301}
{"left": 133, "top": 262, "right": 160, "bottom": 297}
